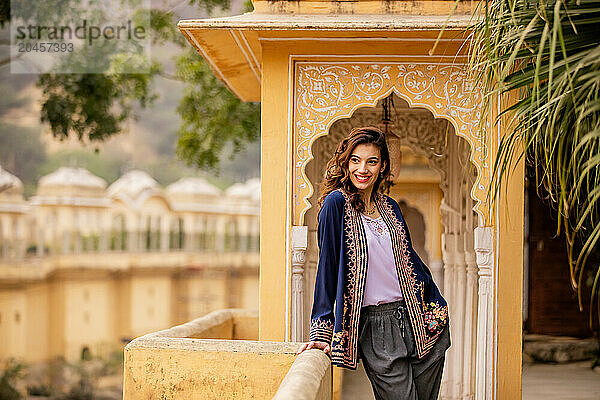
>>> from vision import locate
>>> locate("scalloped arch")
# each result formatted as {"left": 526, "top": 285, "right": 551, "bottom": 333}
{"left": 293, "top": 62, "right": 489, "bottom": 225}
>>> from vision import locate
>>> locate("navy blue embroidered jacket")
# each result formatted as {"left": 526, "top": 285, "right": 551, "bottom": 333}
{"left": 309, "top": 188, "right": 448, "bottom": 369}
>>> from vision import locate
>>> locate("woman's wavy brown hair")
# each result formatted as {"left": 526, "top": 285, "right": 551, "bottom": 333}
{"left": 318, "top": 126, "right": 391, "bottom": 212}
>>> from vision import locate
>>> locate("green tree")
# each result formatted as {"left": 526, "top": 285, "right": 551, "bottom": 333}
{"left": 175, "top": 48, "right": 260, "bottom": 170}
{"left": 1, "top": 0, "right": 259, "bottom": 172}
{"left": 472, "top": 0, "right": 600, "bottom": 321}
{"left": 0, "top": 122, "right": 46, "bottom": 196}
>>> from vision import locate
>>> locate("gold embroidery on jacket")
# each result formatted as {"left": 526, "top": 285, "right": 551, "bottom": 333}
{"left": 376, "top": 192, "right": 447, "bottom": 358}
{"left": 316, "top": 189, "right": 448, "bottom": 368}
{"left": 332, "top": 189, "right": 368, "bottom": 368}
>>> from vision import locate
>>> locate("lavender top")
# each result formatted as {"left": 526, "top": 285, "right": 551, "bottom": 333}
{"left": 360, "top": 213, "right": 404, "bottom": 307}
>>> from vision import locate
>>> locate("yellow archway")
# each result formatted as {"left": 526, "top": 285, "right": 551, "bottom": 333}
{"left": 292, "top": 61, "right": 490, "bottom": 225}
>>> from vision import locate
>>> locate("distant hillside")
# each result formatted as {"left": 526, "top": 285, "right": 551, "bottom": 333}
{"left": 0, "top": 0, "right": 259, "bottom": 197}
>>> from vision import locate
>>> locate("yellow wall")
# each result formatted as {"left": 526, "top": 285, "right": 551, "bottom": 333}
{"left": 0, "top": 265, "right": 259, "bottom": 363}
{"left": 186, "top": 271, "right": 229, "bottom": 318}
{"left": 130, "top": 276, "right": 172, "bottom": 337}
{"left": 0, "top": 170, "right": 261, "bottom": 364}
{"left": 240, "top": 275, "right": 260, "bottom": 312}
{"left": 124, "top": 339, "right": 299, "bottom": 400}
{"left": 0, "top": 290, "right": 26, "bottom": 359}
{"left": 115, "top": 275, "right": 132, "bottom": 339}
{"left": 259, "top": 43, "right": 290, "bottom": 341}
{"left": 24, "top": 284, "right": 50, "bottom": 362}
{"left": 48, "top": 280, "right": 65, "bottom": 358}
{"left": 496, "top": 159, "right": 525, "bottom": 399}
{"left": 123, "top": 309, "right": 287, "bottom": 400}
{"left": 64, "top": 280, "right": 114, "bottom": 360}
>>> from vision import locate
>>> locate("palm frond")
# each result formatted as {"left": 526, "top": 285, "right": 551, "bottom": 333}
{"left": 471, "top": 0, "right": 600, "bottom": 324}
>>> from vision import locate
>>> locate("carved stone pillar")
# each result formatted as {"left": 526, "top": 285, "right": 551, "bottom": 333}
{"left": 474, "top": 226, "right": 494, "bottom": 400}
{"left": 453, "top": 231, "right": 467, "bottom": 399}
{"left": 442, "top": 231, "right": 466, "bottom": 400}
{"left": 463, "top": 248, "right": 478, "bottom": 400}
{"left": 441, "top": 232, "right": 456, "bottom": 399}
{"left": 291, "top": 226, "right": 308, "bottom": 342}
{"left": 462, "top": 189, "right": 478, "bottom": 400}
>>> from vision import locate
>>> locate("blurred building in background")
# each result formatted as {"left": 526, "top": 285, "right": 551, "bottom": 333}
{"left": 0, "top": 165, "right": 260, "bottom": 363}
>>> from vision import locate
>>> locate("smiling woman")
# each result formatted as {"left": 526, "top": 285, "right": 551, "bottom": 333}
{"left": 348, "top": 143, "right": 384, "bottom": 197}
{"left": 297, "top": 126, "right": 450, "bottom": 400}
{"left": 317, "top": 126, "right": 391, "bottom": 216}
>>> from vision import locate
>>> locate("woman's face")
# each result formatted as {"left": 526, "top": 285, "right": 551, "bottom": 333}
{"left": 347, "top": 143, "right": 384, "bottom": 192}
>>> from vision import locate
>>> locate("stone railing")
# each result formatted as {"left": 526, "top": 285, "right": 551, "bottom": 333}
{"left": 0, "top": 230, "right": 260, "bottom": 261}
{"left": 273, "top": 349, "right": 332, "bottom": 400}
{"left": 123, "top": 309, "right": 294, "bottom": 399}
{"left": 143, "top": 308, "right": 259, "bottom": 341}
{"left": 123, "top": 308, "right": 334, "bottom": 400}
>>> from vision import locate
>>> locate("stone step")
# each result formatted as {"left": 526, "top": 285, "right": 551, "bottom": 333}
{"left": 523, "top": 334, "right": 599, "bottom": 363}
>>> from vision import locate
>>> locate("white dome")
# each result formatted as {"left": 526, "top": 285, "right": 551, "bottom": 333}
{"left": 39, "top": 167, "right": 106, "bottom": 190}
{"left": 166, "top": 177, "right": 221, "bottom": 197}
{"left": 225, "top": 182, "right": 247, "bottom": 198}
{"left": 0, "top": 166, "right": 24, "bottom": 196}
{"left": 246, "top": 178, "right": 260, "bottom": 202}
{"left": 107, "top": 170, "right": 160, "bottom": 200}
{"left": 225, "top": 178, "right": 260, "bottom": 201}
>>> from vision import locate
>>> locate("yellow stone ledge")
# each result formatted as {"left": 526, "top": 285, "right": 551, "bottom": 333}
{"left": 124, "top": 309, "right": 331, "bottom": 399}
{"left": 139, "top": 308, "right": 260, "bottom": 340}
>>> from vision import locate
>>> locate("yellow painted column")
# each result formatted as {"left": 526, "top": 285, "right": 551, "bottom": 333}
{"left": 259, "top": 43, "right": 291, "bottom": 341}
{"left": 496, "top": 156, "right": 524, "bottom": 399}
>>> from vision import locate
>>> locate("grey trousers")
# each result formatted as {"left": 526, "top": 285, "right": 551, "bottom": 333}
{"left": 357, "top": 300, "right": 451, "bottom": 400}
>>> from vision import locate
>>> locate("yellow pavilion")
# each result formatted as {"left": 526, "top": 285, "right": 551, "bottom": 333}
{"left": 123, "top": 1, "right": 524, "bottom": 399}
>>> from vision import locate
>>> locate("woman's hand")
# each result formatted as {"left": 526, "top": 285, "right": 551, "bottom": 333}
{"left": 296, "top": 341, "right": 331, "bottom": 355}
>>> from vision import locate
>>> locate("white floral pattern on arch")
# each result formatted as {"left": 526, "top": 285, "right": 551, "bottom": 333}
{"left": 292, "top": 62, "right": 491, "bottom": 226}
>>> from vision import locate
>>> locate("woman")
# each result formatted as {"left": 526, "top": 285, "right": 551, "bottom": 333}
{"left": 297, "top": 126, "right": 450, "bottom": 400}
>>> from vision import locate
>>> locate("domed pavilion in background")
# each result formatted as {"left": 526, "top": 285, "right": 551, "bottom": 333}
{"left": 0, "top": 166, "right": 260, "bottom": 364}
